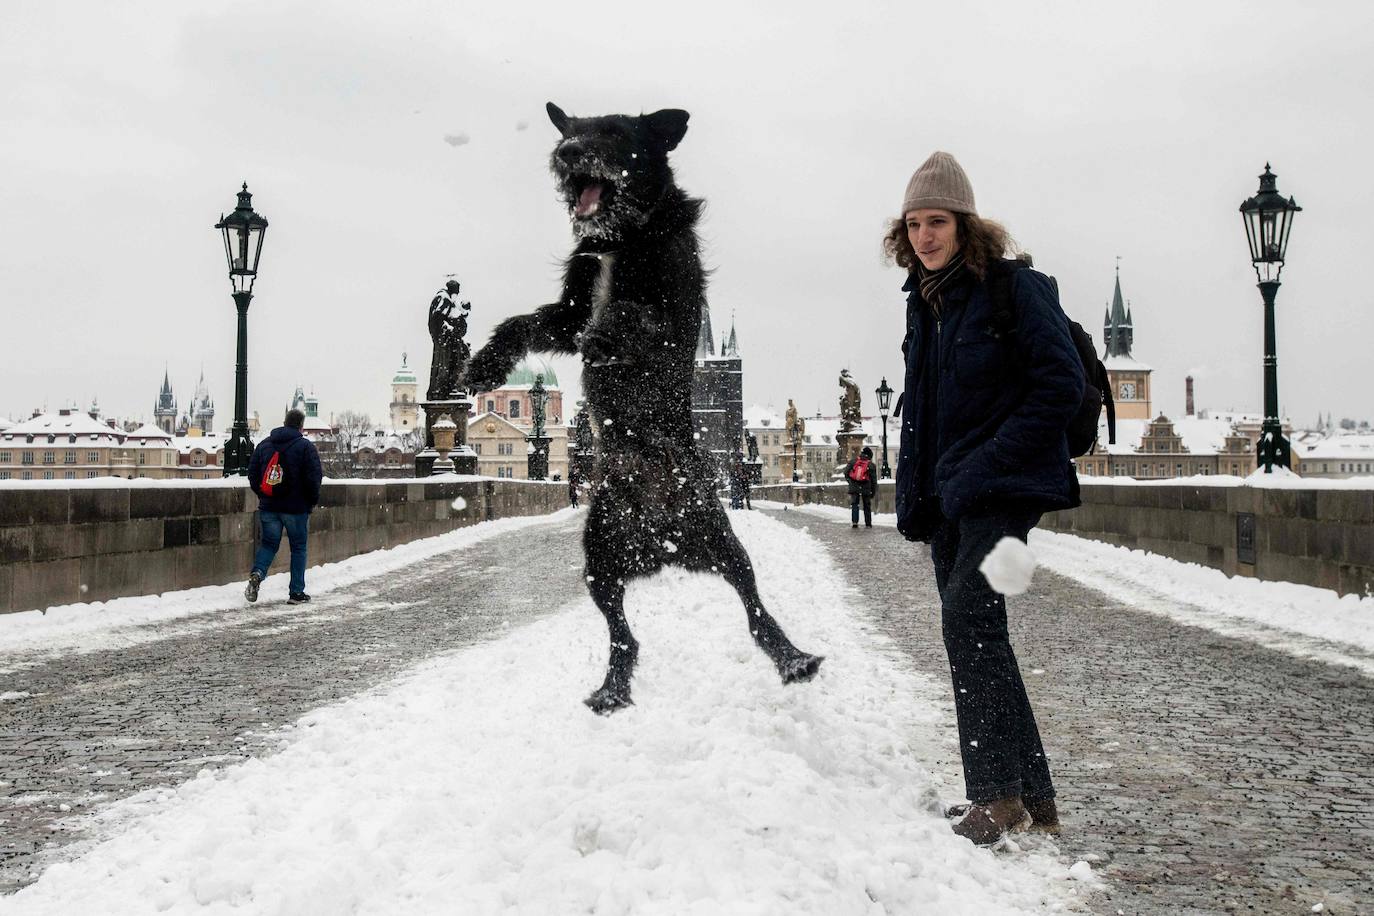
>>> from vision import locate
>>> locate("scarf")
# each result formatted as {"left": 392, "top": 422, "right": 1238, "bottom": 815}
{"left": 915, "top": 250, "right": 967, "bottom": 318}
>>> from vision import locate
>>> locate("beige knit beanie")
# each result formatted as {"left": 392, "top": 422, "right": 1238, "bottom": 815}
{"left": 901, "top": 151, "right": 976, "bottom": 217}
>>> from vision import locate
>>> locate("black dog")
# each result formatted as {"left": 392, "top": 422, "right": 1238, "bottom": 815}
{"left": 463, "top": 103, "right": 823, "bottom": 713}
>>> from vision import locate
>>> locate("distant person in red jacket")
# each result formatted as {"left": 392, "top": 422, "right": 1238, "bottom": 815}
{"left": 843, "top": 446, "right": 877, "bottom": 529}
{"left": 243, "top": 409, "right": 323, "bottom": 605}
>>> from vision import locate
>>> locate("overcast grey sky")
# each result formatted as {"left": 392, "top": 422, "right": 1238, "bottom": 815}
{"left": 2, "top": 1, "right": 1370, "bottom": 429}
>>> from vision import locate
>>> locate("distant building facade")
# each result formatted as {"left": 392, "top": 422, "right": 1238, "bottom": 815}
{"left": 0, "top": 409, "right": 221, "bottom": 480}
{"left": 466, "top": 362, "right": 569, "bottom": 480}
{"left": 693, "top": 307, "right": 744, "bottom": 469}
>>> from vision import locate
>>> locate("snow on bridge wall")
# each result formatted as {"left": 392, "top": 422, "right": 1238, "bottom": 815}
{"left": 0, "top": 478, "right": 568, "bottom": 614}
{"left": 754, "top": 480, "right": 1374, "bottom": 598}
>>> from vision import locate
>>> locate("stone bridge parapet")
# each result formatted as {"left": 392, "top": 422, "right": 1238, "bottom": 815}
{"left": 754, "top": 479, "right": 1374, "bottom": 598}
{"left": 0, "top": 478, "right": 567, "bottom": 614}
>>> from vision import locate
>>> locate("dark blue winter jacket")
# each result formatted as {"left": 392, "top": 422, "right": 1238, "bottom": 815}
{"left": 895, "top": 260, "right": 1083, "bottom": 541}
{"left": 247, "top": 426, "right": 323, "bottom": 515}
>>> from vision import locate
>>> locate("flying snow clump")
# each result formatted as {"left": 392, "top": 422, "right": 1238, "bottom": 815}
{"left": 979, "top": 536, "right": 1037, "bottom": 596}
{"left": 443, "top": 133, "right": 471, "bottom": 147}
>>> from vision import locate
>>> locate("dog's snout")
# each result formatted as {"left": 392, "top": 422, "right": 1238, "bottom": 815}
{"left": 557, "top": 140, "right": 584, "bottom": 164}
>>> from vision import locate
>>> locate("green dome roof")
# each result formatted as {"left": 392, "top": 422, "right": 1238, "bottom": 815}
{"left": 505, "top": 360, "right": 558, "bottom": 387}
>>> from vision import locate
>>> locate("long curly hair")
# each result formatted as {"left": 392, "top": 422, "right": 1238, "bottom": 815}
{"left": 882, "top": 212, "right": 1022, "bottom": 278}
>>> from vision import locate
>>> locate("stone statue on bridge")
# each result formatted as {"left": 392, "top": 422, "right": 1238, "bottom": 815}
{"left": 427, "top": 277, "right": 472, "bottom": 400}
{"left": 838, "top": 369, "right": 862, "bottom": 434}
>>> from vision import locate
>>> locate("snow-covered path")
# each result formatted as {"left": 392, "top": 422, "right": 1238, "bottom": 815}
{"left": 773, "top": 502, "right": 1374, "bottom": 916}
{"left": 2, "top": 511, "right": 1088, "bottom": 915}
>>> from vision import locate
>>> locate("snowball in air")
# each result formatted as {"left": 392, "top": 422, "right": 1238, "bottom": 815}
{"left": 451, "top": 497, "right": 467, "bottom": 511}
{"left": 978, "top": 536, "right": 1037, "bottom": 596}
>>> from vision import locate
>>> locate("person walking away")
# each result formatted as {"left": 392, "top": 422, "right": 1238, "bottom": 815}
{"left": 568, "top": 465, "right": 581, "bottom": 508}
{"left": 843, "top": 445, "right": 877, "bottom": 528}
{"left": 244, "top": 409, "right": 324, "bottom": 605}
{"left": 885, "top": 151, "right": 1084, "bottom": 845}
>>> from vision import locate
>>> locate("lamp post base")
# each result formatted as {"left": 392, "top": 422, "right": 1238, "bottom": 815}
{"left": 1257, "top": 420, "right": 1291, "bottom": 473}
{"left": 223, "top": 425, "right": 254, "bottom": 477}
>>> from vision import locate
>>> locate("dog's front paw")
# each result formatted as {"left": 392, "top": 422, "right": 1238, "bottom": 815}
{"left": 578, "top": 328, "right": 630, "bottom": 368}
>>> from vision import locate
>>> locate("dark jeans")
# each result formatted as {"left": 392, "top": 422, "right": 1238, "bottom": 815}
{"left": 850, "top": 493, "right": 872, "bottom": 526}
{"left": 252, "top": 510, "right": 309, "bottom": 595}
{"left": 930, "top": 510, "right": 1053, "bottom": 804}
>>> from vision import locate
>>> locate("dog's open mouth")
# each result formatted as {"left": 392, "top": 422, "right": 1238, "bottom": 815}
{"left": 570, "top": 177, "right": 614, "bottom": 218}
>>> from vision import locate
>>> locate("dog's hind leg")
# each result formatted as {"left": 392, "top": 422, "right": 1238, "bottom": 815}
{"left": 705, "top": 529, "right": 823, "bottom": 685}
{"left": 584, "top": 573, "right": 640, "bottom": 715}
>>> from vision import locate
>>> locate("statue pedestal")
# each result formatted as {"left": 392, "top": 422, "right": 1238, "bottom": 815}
{"left": 526, "top": 435, "right": 551, "bottom": 481}
{"left": 418, "top": 398, "right": 476, "bottom": 476}
{"left": 745, "top": 458, "right": 763, "bottom": 485}
{"left": 833, "top": 430, "right": 868, "bottom": 477}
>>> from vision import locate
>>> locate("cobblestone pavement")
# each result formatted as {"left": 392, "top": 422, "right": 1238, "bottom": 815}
{"left": 0, "top": 514, "right": 587, "bottom": 894}
{"left": 769, "top": 506, "right": 1374, "bottom": 916}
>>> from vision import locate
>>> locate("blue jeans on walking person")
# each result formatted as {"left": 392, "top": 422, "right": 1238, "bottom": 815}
{"left": 252, "top": 511, "right": 309, "bottom": 595}
{"left": 930, "top": 509, "right": 1053, "bottom": 804}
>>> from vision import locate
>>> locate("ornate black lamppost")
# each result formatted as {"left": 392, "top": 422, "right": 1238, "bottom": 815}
{"left": 526, "top": 374, "right": 551, "bottom": 480}
{"left": 875, "top": 376, "right": 893, "bottom": 479}
{"left": 214, "top": 184, "right": 268, "bottom": 476}
{"left": 1240, "top": 164, "right": 1301, "bottom": 473}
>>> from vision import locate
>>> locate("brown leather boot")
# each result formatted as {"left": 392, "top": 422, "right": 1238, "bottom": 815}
{"left": 949, "top": 796, "right": 1032, "bottom": 846}
{"left": 946, "top": 797, "right": 1060, "bottom": 835}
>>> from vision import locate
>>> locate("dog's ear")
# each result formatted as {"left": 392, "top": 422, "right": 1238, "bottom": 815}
{"left": 644, "top": 108, "right": 689, "bottom": 151}
{"left": 546, "top": 102, "right": 572, "bottom": 137}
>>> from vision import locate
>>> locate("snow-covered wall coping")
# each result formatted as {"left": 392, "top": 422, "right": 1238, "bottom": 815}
{"left": 0, "top": 478, "right": 568, "bottom": 615}
{"left": 755, "top": 478, "right": 1374, "bottom": 598}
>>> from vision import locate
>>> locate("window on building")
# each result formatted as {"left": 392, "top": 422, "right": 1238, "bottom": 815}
{"left": 88, "top": 451, "right": 99, "bottom": 463}
{"left": 138, "top": 452, "right": 147, "bottom": 465}
{"left": 1176, "top": 463, "right": 1184, "bottom": 476}
{"left": 0, "top": 471, "right": 8, "bottom": 479}
{"left": 472, "top": 443, "right": 482, "bottom": 455}
{"left": 64, "top": 470, "right": 75, "bottom": 479}
{"left": 63, "top": 451, "right": 75, "bottom": 464}
{"left": 486, "top": 399, "right": 495, "bottom": 412}
{"left": 21, "top": 471, "right": 32, "bottom": 479}
{"left": 86, "top": 471, "right": 98, "bottom": 479}
{"left": 43, "top": 450, "right": 55, "bottom": 465}
{"left": 509, "top": 400, "right": 521, "bottom": 419}
{"left": 0, "top": 451, "right": 9, "bottom": 462}
{"left": 42, "top": 470, "right": 53, "bottom": 479}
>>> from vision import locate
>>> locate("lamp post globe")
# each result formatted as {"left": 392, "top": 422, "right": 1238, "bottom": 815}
{"left": 1239, "top": 164, "right": 1300, "bottom": 473}
{"left": 875, "top": 376, "right": 893, "bottom": 479}
{"left": 214, "top": 183, "right": 268, "bottom": 477}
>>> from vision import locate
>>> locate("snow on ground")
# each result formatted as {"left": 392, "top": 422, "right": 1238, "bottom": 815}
{"left": 778, "top": 502, "right": 1374, "bottom": 677}
{"left": 5, "top": 511, "right": 1091, "bottom": 915}
{"left": 0, "top": 509, "right": 581, "bottom": 671}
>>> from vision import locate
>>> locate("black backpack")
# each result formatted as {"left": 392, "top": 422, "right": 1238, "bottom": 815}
{"left": 987, "top": 259, "right": 1115, "bottom": 458}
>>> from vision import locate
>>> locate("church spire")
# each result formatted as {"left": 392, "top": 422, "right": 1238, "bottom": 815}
{"left": 696, "top": 300, "right": 715, "bottom": 358}
{"left": 722, "top": 311, "right": 739, "bottom": 357}
{"left": 1104, "top": 261, "right": 1134, "bottom": 358}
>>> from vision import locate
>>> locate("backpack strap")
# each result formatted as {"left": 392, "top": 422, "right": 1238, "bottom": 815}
{"left": 985, "top": 257, "right": 1032, "bottom": 343}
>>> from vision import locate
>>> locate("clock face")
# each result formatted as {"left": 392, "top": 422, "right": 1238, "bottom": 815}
{"left": 1119, "top": 382, "right": 1137, "bottom": 400}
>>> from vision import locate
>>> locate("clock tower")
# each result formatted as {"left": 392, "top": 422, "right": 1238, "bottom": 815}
{"left": 1102, "top": 264, "right": 1152, "bottom": 420}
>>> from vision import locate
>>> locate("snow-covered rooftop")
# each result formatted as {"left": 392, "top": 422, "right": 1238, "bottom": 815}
{"left": 1, "top": 412, "right": 125, "bottom": 443}
{"left": 1094, "top": 415, "right": 1242, "bottom": 457}
{"left": 1103, "top": 354, "right": 1153, "bottom": 372}
{"left": 1296, "top": 433, "right": 1374, "bottom": 459}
